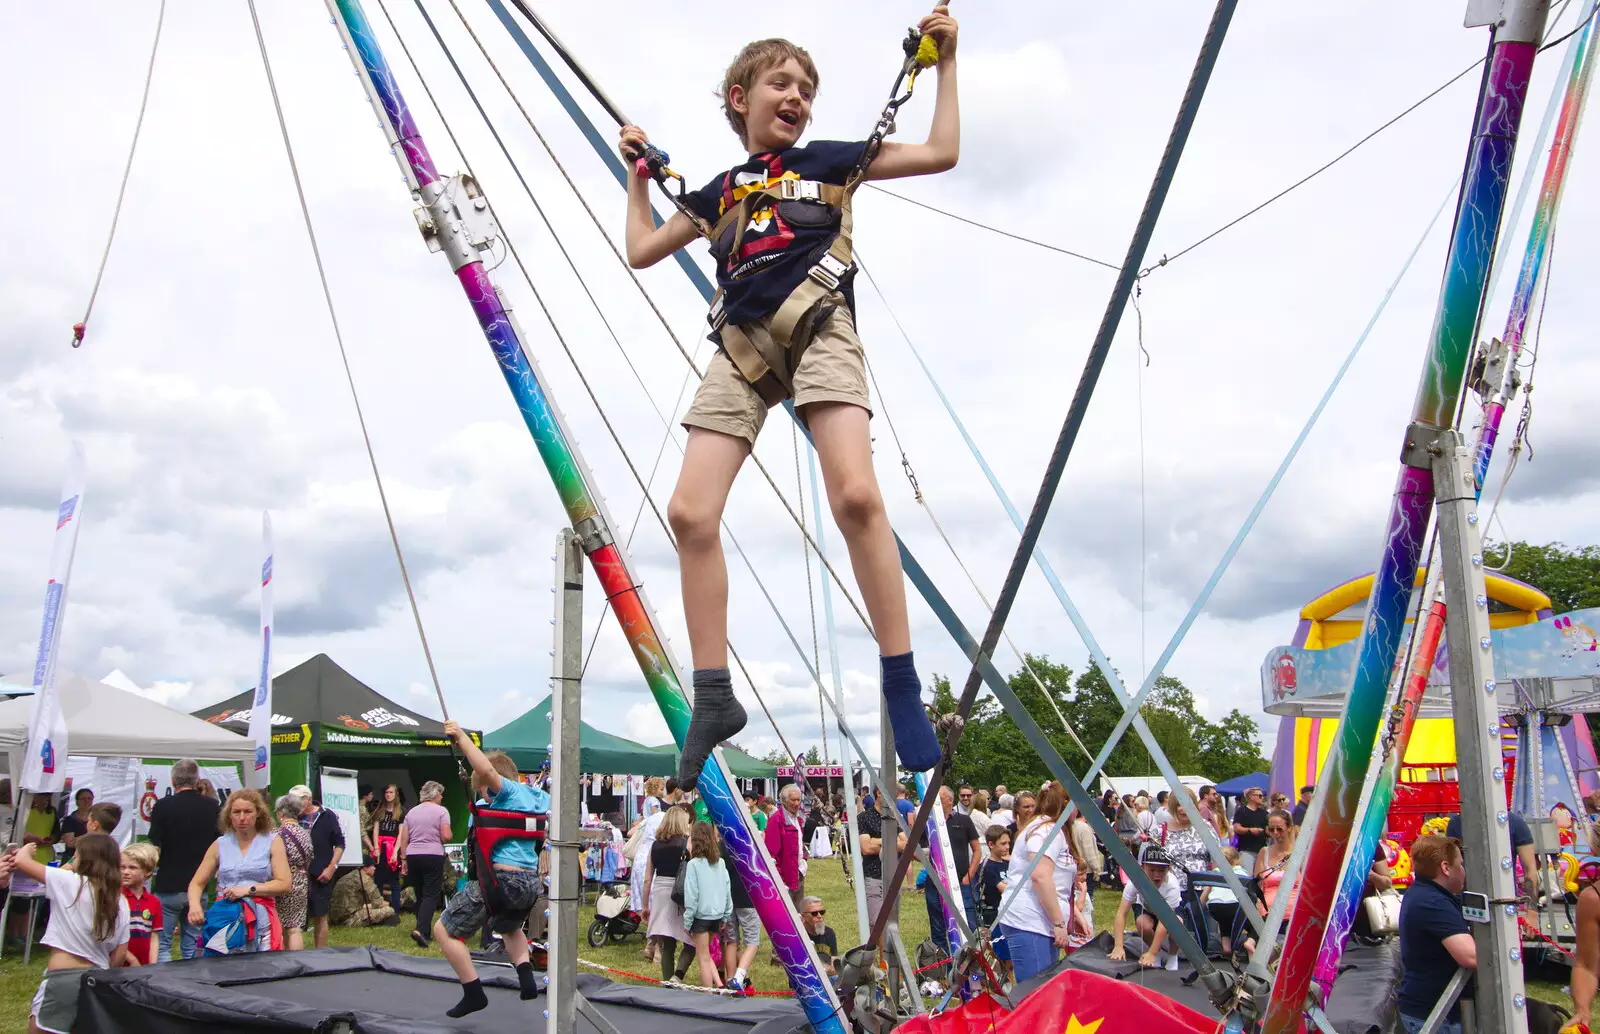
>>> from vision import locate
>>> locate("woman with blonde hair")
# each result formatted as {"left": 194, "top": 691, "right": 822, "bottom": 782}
{"left": 188, "top": 789, "right": 292, "bottom": 952}
{"left": 995, "top": 783, "right": 1088, "bottom": 982}
{"left": 642, "top": 777, "right": 666, "bottom": 818}
{"left": 641, "top": 806, "right": 694, "bottom": 982}
{"left": 1254, "top": 810, "right": 1299, "bottom": 916}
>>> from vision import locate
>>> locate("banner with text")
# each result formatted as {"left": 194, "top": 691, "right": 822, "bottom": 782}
{"left": 22, "top": 443, "right": 86, "bottom": 794}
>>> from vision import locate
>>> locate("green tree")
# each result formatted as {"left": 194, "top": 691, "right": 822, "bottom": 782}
{"left": 1484, "top": 540, "right": 1600, "bottom": 614}
{"left": 1193, "top": 709, "right": 1270, "bottom": 783}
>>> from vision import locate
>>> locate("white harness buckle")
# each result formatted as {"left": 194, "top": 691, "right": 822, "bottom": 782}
{"left": 778, "top": 178, "right": 823, "bottom": 202}
{"left": 808, "top": 252, "right": 851, "bottom": 292}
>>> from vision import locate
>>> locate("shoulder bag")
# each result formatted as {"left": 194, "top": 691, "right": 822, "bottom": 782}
{"left": 670, "top": 846, "right": 690, "bottom": 907}
{"left": 1361, "top": 889, "right": 1402, "bottom": 936}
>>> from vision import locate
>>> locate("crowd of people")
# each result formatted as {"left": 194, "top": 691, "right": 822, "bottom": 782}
{"left": 10, "top": 744, "right": 1590, "bottom": 1032}
{"left": 4, "top": 756, "right": 471, "bottom": 1032}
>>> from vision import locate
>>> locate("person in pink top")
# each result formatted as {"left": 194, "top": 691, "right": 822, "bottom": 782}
{"left": 763, "top": 785, "right": 809, "bottom": 908}
{"left": 397, "top": 781, "right": 453, "bottom": 949}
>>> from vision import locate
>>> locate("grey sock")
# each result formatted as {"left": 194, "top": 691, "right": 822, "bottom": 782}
{"left": 677, "top": 668, "right": 746, "bottom": 792}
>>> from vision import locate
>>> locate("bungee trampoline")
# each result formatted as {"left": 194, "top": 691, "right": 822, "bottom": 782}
{"left": 76, "top": 947, "right": 811, "bottom": 1034}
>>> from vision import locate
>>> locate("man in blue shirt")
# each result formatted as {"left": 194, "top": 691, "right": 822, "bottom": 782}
{"left": 1396, "top": 836, "right": 1477, "bottom": 1034}
{"left": 435, "top": 720, "right": 549, "bottom": 1018}
{"left": 1445, "top": 810, "right": 1538, "bottom": 901}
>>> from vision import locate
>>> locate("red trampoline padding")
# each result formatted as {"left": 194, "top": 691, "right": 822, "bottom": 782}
{"left": 897, "top": 971, "right": 1216, "bottom": 1034}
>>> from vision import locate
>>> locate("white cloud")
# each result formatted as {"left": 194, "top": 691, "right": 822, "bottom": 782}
{"left": 0, "top": 1, "right": 1595, "bottom": 779}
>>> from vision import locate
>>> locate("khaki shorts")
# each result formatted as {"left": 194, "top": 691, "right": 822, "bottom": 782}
{"left": 682, "top": 297, "right": 871, "bottom": 446}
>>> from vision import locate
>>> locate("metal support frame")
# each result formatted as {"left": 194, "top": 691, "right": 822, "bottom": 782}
{"left": 546, "top": 529, "right": 583, "bottom": 1034}
{"left": 1435, "top": 434, "right": 1529, "bottom": 1034}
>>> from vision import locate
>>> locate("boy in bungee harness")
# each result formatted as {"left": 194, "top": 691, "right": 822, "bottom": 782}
{"left": 619, "top": 8, "right": 961, "bottom": 793}
{"left": 435, "top": 720, "right": 549, "bottom": 1018}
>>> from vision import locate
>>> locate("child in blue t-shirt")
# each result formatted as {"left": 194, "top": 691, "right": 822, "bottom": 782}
{"left": 436, "top": 720, "right": 550, "bottom": 1018}
{"left": 618, "top": 10, "right": 960, "bottom": 793}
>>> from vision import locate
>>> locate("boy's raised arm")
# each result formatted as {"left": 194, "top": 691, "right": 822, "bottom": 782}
{"left": 620, "top": 126, "right": 702, "bottom": 268}
{"left": 445, "top": 720, "right": 501, "bottom": 797}
{"left": 865, "top": 7, "right": 960, "bottom": 181}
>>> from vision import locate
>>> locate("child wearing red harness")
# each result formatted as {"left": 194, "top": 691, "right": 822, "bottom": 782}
{"left": 618, "top": 9, "right": 961, "bottom": 792}
{"left": 437, "top": 720, "right": 550, "bottom": 1018}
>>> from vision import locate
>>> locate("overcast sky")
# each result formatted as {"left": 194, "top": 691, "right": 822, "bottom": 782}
{"left": 2, "top": 1, "right": 1597, "bottom": 772}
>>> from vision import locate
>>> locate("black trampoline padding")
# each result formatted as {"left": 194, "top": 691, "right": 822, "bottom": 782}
{"left": 1031, "top": 933, "right": 1400, "bottom": 1034}
{"left": 77, "top": 946, "right": 812, "bottom": 1034}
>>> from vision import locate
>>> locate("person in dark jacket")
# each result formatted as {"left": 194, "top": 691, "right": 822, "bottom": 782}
{"left": 147, "top": 759, "right": 221, "bottom": 961}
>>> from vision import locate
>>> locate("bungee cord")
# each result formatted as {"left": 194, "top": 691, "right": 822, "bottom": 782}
{"left": 864, "top": 0, "right": 1585, "bottom": 283}
{"left": 367, "top": 1, "right": 967, "bottom": 861}
{"left": 71, "top": 0, "right": 166, "bottom": 350}
{"left": 369, "top": 0, "right": 852, "bottom": 789}
{"left": 245, "top": 0, "right": 450, "bottom": 721}
{"left": 414, "top": 0, "right": 879, "bottom": 641}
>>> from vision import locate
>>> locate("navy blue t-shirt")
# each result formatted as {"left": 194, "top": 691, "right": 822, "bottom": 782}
{"left": 1444, "top": 811, "right": 1532, "bottom": 854}
{"left": 1396, "top": 877, "right": 1471, "bottom": 1022}
{"left": 683, "top": 140, "right": 867, "bottom": 329}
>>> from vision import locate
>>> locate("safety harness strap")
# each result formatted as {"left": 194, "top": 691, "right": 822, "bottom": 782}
{"left": 707, "top": 178, "right": 858, "bottom": 403}
{"left": 469, "top": 803, "right": 546, "bottom": 900}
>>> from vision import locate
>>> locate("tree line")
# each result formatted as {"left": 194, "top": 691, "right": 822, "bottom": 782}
{"left": 752, "top": 655, "right": 1270, "bottom": 791}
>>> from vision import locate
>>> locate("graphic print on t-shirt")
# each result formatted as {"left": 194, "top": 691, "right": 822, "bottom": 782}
{"left": 725, "top": 166, "right": 796, "bottom": 277}
{"left": 683, "top": 140, "right": 866, "bottom": 330}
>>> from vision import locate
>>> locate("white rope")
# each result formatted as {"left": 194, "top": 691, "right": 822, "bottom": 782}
{"left": 73, "top": 0, "right": 166, "bottom": 349}
{"left": 246, "top": 0, "right": 449, "bottom": 719}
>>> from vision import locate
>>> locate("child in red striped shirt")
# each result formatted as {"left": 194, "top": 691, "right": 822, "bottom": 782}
{"left": 119, "top": 843, "right": 162, "bottom": 965}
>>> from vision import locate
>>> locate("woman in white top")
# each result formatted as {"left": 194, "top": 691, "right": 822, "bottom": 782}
{"left": 629, "top": 780, "right": 671, "bottom": 959}
{"left": 993, "top": 783, "right": 1088, "bottom": 983}
{"left": 6, "top": 833, "right": 131, "bottom": 1034}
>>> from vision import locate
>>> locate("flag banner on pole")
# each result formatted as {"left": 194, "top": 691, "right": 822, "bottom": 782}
{"left": 22, "top": 442, "right": 86, "bottom": 794}
{"left": 247, "top": 512, "right": 274, "bottom": 789}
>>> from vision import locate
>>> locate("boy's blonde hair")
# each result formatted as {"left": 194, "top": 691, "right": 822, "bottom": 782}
{"left": 474, "top": 752, "right": 520, "bottom": 793}
{"left": 720, "top": 39, "right": 819, "bottom": 143}
{"left": 1222, "top": 846, "right": 1240, "bottom": 867}
{"left": 123, "top": 842, "right": 160, "bottom": 876}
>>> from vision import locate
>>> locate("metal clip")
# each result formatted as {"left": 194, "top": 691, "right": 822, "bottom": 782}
{"left": 706, "top": 295, "right": 726, "bottom": 330}
{"left": 778, "top": 178, "right": 822, "bottom": 202}
{"left": 808, "top": 253, "right": 850, "bottom": 292}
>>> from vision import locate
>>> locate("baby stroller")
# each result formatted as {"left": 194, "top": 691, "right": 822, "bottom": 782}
{"left": 587, "top": 881, "right": 644, "bottom": 948}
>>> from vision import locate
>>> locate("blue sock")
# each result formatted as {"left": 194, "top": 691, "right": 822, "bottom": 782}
{"left": 881, "top": 652, "right": 941, "bottom": 771}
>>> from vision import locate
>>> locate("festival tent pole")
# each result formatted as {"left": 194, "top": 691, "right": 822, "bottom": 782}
{"left": 1306, "top": 5, "right": 1597, "bottom": 1002}
{"left": 1260, "top": 3, "right": 1550, "bottom": 1029}
{"left": 318, "top": 3, "right": 844, "bottom": 1027}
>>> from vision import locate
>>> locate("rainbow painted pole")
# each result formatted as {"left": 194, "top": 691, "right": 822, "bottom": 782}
{"left": 1261, "top": 4, "right": 1548, "bottom": 1029}
{"left": 321, "top": 2, "right": 844, "bottom": 1028}
{"left": 1309, "top": 7, "right": 1597, "bottom": 1002}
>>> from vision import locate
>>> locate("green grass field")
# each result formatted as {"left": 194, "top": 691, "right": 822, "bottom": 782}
{"left": 0, "top": 858, "right": 1574, "bottom": 1032}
